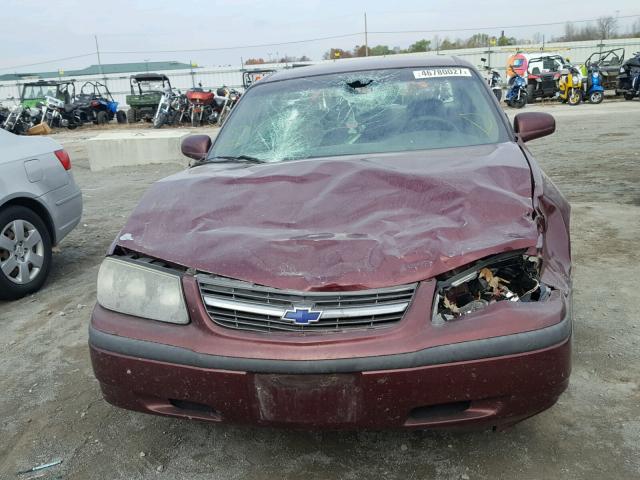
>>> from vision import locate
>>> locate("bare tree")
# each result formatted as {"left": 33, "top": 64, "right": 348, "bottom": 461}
{"left": 596, "top": 16, "right": 617, "bottom": 39}
{"left": 564, "top": 22, "right": 577, "bottom": 41}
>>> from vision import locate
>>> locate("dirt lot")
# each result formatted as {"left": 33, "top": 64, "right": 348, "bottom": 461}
{"left": 1, "top": 101, "right": 639, "bottom": 480}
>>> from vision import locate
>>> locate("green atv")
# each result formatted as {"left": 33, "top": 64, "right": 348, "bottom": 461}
{"left": 126, "top": 73, "right": 171, "bottom": 123}
{"left": 20, "top": 80, "right": 75, "bottom": 108}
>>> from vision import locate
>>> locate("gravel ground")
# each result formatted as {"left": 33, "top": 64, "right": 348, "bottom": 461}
{"left": 1, "top": 101, "right": 639, "bottom": 479}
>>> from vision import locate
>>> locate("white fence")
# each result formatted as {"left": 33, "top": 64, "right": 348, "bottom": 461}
{"left": 425, "top": 37, "right": 640, "bottom": 75}
{"left": 0, "top": 67, "right": 251, "bottom": 108}
{"left": 2, "top": 37, "right": 639, "bottom": 108}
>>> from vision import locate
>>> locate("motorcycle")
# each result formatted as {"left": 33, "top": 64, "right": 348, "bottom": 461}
{"left": 40, "top": 96, "right": 82, "bottom": 129}
{"left": 153, "top": 87, "right": 181, "bottom": 128}
{"left": 582, "top": 63, "right": 605, "bottom": 104}
{"left": 213, "top": 87, "right": 242, "bottom": 126}
{"left": 2, "top": 104, "right": 38, "bottom": 135}
{"left": 557, "top": 65, "right": 582, "bottom": 105}
{"left": 176, "top": 93, "right": 191, "bottom": 124}
{"left": 480, "top": 57, "right": 502, "bottom": 101}
{"left": 632, "top": 73, "right": 640, "bottom": 100}
{"left": 186, "top": 85, "right": 216, "bottom": 127}
{"left": 505, "top": 68, "right": 528, "bottom": 108}
{"left": 0, "top": 105, "right": 9, "bottom": 125}
{"left": 39, "top": 96, "right": 64, "bottom": 128}
{"left": 617, "top": 51, "right": 640, "bottom": 101}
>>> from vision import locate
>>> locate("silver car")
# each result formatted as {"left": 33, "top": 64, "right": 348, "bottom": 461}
{"left": 0, "top": 129, "right": 82, "bottom": 300}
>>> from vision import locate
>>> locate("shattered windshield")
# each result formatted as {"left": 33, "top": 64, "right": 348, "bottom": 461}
{"left": 209, "top": 67, "right": 507, "bottom": 163}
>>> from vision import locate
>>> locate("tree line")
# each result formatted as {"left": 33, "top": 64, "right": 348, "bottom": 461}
{"left": 245, "top": 55, "right": 311, "bottom": 65}
{"left": 557, "top": 16, "right": 640, "bottom": 41}
{"left": 243, "top": 16, "right": 640, "bottom": 64}
{"left": 322, "top": 33, "right": 523, "bottom": 60}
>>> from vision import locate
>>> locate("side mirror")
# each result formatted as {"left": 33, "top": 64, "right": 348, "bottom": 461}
{"left": 181, "top": 134, "right": 212, "bottom": 161}
{"left": 513, "top": 112, "right": 555, "bottom": 143}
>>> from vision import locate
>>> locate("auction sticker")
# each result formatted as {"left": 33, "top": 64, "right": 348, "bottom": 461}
{"left": 413, "top": 68, "right": 472, "bottom": 79}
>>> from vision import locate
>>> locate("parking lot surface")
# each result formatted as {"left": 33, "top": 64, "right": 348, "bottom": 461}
{"left": 1, "top": 101, "right": 639, "bottom": 479}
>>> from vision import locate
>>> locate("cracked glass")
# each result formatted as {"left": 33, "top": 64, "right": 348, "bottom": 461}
{"left": 209, "top": 67, "right": 507, "bottom": 163}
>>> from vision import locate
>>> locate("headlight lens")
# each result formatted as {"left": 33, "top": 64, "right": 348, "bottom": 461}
{"left": 97, "top": 257, "right": 189, "bottom": 324}
{"left": 433, "top": 251, "right": 550, "bottom": 323}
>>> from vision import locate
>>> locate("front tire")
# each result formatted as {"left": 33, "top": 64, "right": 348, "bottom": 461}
{"left": 0, "top": 206, "right": 52, "bottom": 300}
{"left": 510, "top": 93, "right": 527, "bottom": 109}
{"left": 96, "top": 111, "right": 109, "bottom": 124}
{"left": 153, "top": 112, "right": 167, "bottom": 129}
{"left": 624, "top": 93, "right": 634, "bottom": 101}
{"left": 116, "top": 110, "right": 127, "bottom": 124}
{"left": 568, "top": 89, "right": 582, "bottom": 106}
{"left": 128, "top": 108, "right": 137, "bottom": 123}
{"left": 526, "top": 84, "right": 535, "bottom": 104}
{"left": 589, "top": 91, "right": 604, "bottom": 104}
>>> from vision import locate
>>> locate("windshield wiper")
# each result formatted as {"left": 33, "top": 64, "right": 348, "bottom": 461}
{"left": 208, "top": 155, "right": 264, "bottom": 164}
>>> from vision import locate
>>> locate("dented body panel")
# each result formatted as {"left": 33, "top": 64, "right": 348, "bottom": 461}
{"left": 115, "top": 142, "right": 545, "bottom": 291}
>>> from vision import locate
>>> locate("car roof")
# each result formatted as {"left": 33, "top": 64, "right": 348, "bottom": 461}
{"left": 23, "top": 80, "right": 75, "bottom": 86}
{"left": 260, "top": 55, "right": 474, "bottom": 83}
{"left": 528, "top": 54, "right": 564, "bottom": 61}
{"left": 517, "top": 52, "right": 564, "bottom": 61}
{"left": 131, "top": 73, "right": 169, "bottom": 81}
{"left": 0, "top": 128, "right": 61, "bottom": 165}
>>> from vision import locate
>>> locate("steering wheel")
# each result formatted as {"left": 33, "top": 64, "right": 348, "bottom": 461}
{"left": 411, "top": 115, "right": 459, "bottom": 132}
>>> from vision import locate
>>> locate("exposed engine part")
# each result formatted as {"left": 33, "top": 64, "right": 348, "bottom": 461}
{"left": 433, "top": 250, "right": 551, "bottom": 322}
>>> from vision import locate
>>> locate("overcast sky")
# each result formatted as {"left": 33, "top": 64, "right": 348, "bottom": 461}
{"left": 1, "top": 0, "right": 639, "bottom": 72}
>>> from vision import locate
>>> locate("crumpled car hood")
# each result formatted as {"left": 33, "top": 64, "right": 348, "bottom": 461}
{"left": 116, "top": 142, "right": 537, "bottom": 291}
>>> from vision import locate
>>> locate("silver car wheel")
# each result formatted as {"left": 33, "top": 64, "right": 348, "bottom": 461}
{"left": 0, "top": 219, "right": 45, "bottom": 285}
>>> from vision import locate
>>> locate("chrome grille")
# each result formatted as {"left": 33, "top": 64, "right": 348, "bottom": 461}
{"left": 197, "top": 275, "right": 417, "bottom": 333}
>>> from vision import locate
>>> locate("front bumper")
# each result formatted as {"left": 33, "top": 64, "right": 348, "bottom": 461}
{"left": 90, "top": 335, "right": 570, "bottom": 429}
{"left": 89, "top": 290, "right": 572, "bottom": 429}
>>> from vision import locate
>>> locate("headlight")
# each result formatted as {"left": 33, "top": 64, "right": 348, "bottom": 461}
{"left": 97, "top": 257, "right": 189, "bottom": 324}
{"left": 432, "top": 251, "right": 550, "bottom": 323}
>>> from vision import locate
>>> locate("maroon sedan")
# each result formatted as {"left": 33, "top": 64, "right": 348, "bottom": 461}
{"left": 90, "top": 56, "right": 571, "bottom": 429}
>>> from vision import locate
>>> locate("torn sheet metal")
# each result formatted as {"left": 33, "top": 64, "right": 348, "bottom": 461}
{"left": 115, "top": 141, "right": 558, "bottom": 291}
{"left": 433, "top": 251, "right": 551, "bottom": 322}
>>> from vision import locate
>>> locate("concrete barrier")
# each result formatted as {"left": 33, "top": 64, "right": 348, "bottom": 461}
{"left": 87, "top": 130, "right": 192, "bottom": 172}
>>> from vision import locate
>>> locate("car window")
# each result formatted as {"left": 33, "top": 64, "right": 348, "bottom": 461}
{"left": 530, "top": 58, "right": 559, "bottom": 73}
{"left": 528, "top": 60, "right": 542, "bottom": 73}
{"left": 22, "top": 86, "right": 41, "bottom": 100}
{"left": 139, "top": 81, "right": 164, "bottom": 92}
{"left": 210, "top": 67, "right": 507, "bottom": 163}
